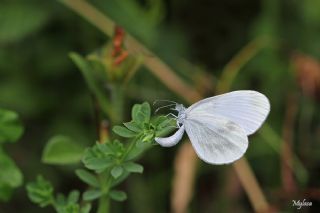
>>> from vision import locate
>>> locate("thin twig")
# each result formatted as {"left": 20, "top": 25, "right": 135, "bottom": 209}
{"left": 281, "top": 94, "right": 298, "bottom": 194}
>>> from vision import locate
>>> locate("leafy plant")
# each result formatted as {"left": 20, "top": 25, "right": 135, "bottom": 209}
{"left": 26, "top": 102, "right": 175, "bottom": 212}
{"left": 0, "top": 108, "right": 24, "bottom": 201}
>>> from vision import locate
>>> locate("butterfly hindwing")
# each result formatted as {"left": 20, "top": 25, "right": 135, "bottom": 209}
{"left": 184, "top": 114, "right": 248, "bottom": 164}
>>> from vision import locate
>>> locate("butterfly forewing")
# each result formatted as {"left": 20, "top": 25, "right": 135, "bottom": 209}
{"left": 184, "top": 114, "right": 248, "bottom": 164}
{"left": 186, "top": 90, "right": 270, "bottom": 135}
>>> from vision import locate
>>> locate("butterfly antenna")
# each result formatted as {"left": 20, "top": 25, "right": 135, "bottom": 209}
{"left": 155, "top": 104, "right": 176, "bottom": 113}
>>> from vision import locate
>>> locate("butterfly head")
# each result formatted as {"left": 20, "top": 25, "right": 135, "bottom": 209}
{"left": 175, "top": 104, "right": 186, "bottom": 125}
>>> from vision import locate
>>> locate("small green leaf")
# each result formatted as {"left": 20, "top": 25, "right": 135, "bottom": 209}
{"left": 123, "top": 121, "right": 142, "bottom": 133}
{"left": 26, "top": 175, "right": 54, "bottom": 207}
{"left": 0, "top": 108, "right": 24, "bottom": 143}
{"left": 75, "top": 169, "right": 99, "bottom": 187}
{"left": 123, "top": 162, "right": 143, "bottom": 173}
{"left": 0, "top": 149, "right": 23, "bottom": 201}
{"left": 109, "top": 190, "right": 127, "bottom": 202}
{"left": 111, "top": 171, "right": 130, "bottom": 187}
{"left": 111, "top": 166, "right": 124, "bottom": 179}
{"left": 140, "top": 102, "right": 151, "bottom": 122}
{"left": 113, "top": 126, "right": 137, "bottom": 138}
{"left": 42, "top": 135, "right": 84, "bottom": 165}
{"left": 82, "top": 157, "right": 113, "bottom": 172}
{"left": 83, "top": 189, "right": 103, "bottom": 201}
{"left": 125, "top": 142, "right": 152, "bottom": 161}
{"left": 80, "top": 203, "right": 92, "bottom": 213}
{"left": 67, "top": 190, "right": 80, "bottom": 204}
{"left": 132, "top": 104, "right": 142, "bottom": 122}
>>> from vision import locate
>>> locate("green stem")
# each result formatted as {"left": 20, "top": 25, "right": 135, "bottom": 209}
{"left": 97, "top": 194, "right": 110, "bottom": 213}
{"left": 97, "top": 172, "right": 112, "bottom": 213}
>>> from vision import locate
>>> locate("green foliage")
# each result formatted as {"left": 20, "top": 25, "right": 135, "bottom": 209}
{"left": 82, "top": 140, "right": 125, "bottom": 173}
{"left": 0, "top": 148, "right": 23, "bottom": 201}
{"left": 27, "top": 176, "right": 92, "bottom": 212}
{"left": 42, "top": 135, "right": 84, "bottom": 165}
{"left": 112, "top": 126, "right": 138, "bottom": 138}
{"left": 82, "top": 189, "right": 103, "bottom": 201}
{"left": 0, "top": 108, "right": 24, "bottom": 143}
{"left": 75, "top": 169, "right": 100, "bottom": 188}
{"left": 69, "top": 53, "right": 113, "bottom": 119}
{"left": 109, "top": 190, "right": 127, "bottom": 202}
{"left": 0, "top": 3, "right": 48, "bottom": 43}
{"left": 0, "top": 108, "right": 23, "bottom": 201}
{"left": 123, "top": 162, "right": 143, "bottom": 174}
{"left": 26, "top": 175, "right": 54, "bottom": 207}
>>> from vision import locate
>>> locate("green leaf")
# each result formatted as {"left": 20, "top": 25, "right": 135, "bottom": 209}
{"left": 123, "top": 121, "right": 142, "bottom": 133}
{"left": 0, "top": 150, "right": 23, "bottom": 201}
{"left": 0, "top": 108, "right": 24, "bottom": 143}
{"left": 80, "top": 203, "right": 92, "bottom": 213}
{"left": 75, "top": 169, "right": 99, "bottom": 188}
{"left": 42, "top": 135, "right": 84, "bottom": 165}
{"left": 123, "top": 162, "right": 143, "bottom": 173}
{"left": 111, "top": 166, "right": 124, "bottom": 179}
{"left": 109, "top": 190, "right": 127, "bottom": 202}
{"left": 26, "top": 175, "right": 54, "bottom": 207}
{"left": 67, "top": 190, "right": 80, "bottom": 204}
{"left": 131, "top": 104, "right": 142, "bottom": 123}
{"left": 82, "top": 189, "right": 103, "bottom": 201}
{"left": 69, "top": 53, "right": 113, "bottom": 119}
{"left": 111, "top": 171, "right": 130, "bottom": 187}
{"left": 82, "top": 157, "right": 113, "bottom": 172}
{"left": 125, "top": 142, "right": 152, "bottom": 161}
{"left": 113, "top": 126, "right": 137, "bottom": 138}
{"left": 140, "top": 102, "right": 151, "bottom": 122}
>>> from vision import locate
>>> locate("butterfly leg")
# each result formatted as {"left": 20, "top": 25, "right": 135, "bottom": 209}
{"left": 165, "top": 113, "right": 177, "bottom": 118}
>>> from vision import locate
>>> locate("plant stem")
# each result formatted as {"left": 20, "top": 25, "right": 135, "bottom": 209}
{"left": 97, "top": 194, "right": 110, "bottom": 213}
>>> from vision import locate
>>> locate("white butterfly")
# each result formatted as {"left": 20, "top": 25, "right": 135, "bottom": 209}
{"left": 155, "top": 90, "right": 270, "bottom": 165}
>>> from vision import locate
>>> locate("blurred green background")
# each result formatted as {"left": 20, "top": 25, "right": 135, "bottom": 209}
{"left": 1, "top": 0, "right": 320, "bottom": 212}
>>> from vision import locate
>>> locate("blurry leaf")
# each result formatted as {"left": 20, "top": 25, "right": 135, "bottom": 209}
{"left": 123, "top": 162, "right": 143, "bottom": 173}
{"left": 69, "top": 53, "right": 113, "bottom": 119}
{"left": 82, "top": 155, "right": 112, "bottom": 172}
{"left": 82, "top": 142, "right": 125, "bottom": 172}
{"left": 0, "top": 3, "right": 48, "bottom": 43}
{"left": 113, "top": 126, "right": 137, "bottom": 138}
{"left": 75, "top": 169, "right": 100, "bottom": 187}
{"left": 111, "top": 166, "right": 124, "bottom": 179}
{"left": 132, "top": 104, "right": 142, "bottom": 123}
{"left": 135, "top": 112, "right": 145, "bottom": 124}
{"left": 82, "top": 189, "right": 103, "bottom": 201}
{"left": 80, "top": 203, "right": 92, "bottom": 213}
{"left": 140, "top": 102, "right": 151, "bottom": 122}
{"left": 0, "top": 108, "right": 24, "bottom": 143}
{"left": 42, "top": 135, "right": 84, "bottom": 165}
{"left": 123, "top": 121, "right": 142, "bottom": 133}
{"left": 26, "top": 175, "right": 54, "bottom": 207}
{"left": 109, "top": 190, "right": 127, "bottom": 202}
{"left": 125, "top": 142, "right": 152, "bottom": 161}
{"left": 0, "top": 149, "right": 23, "bottom": 201}
{"left": 67, "top": 190, "right": 80, "bottom": 204}
{"left": 111, "top": 170, "right": 130, "bottom": 187}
